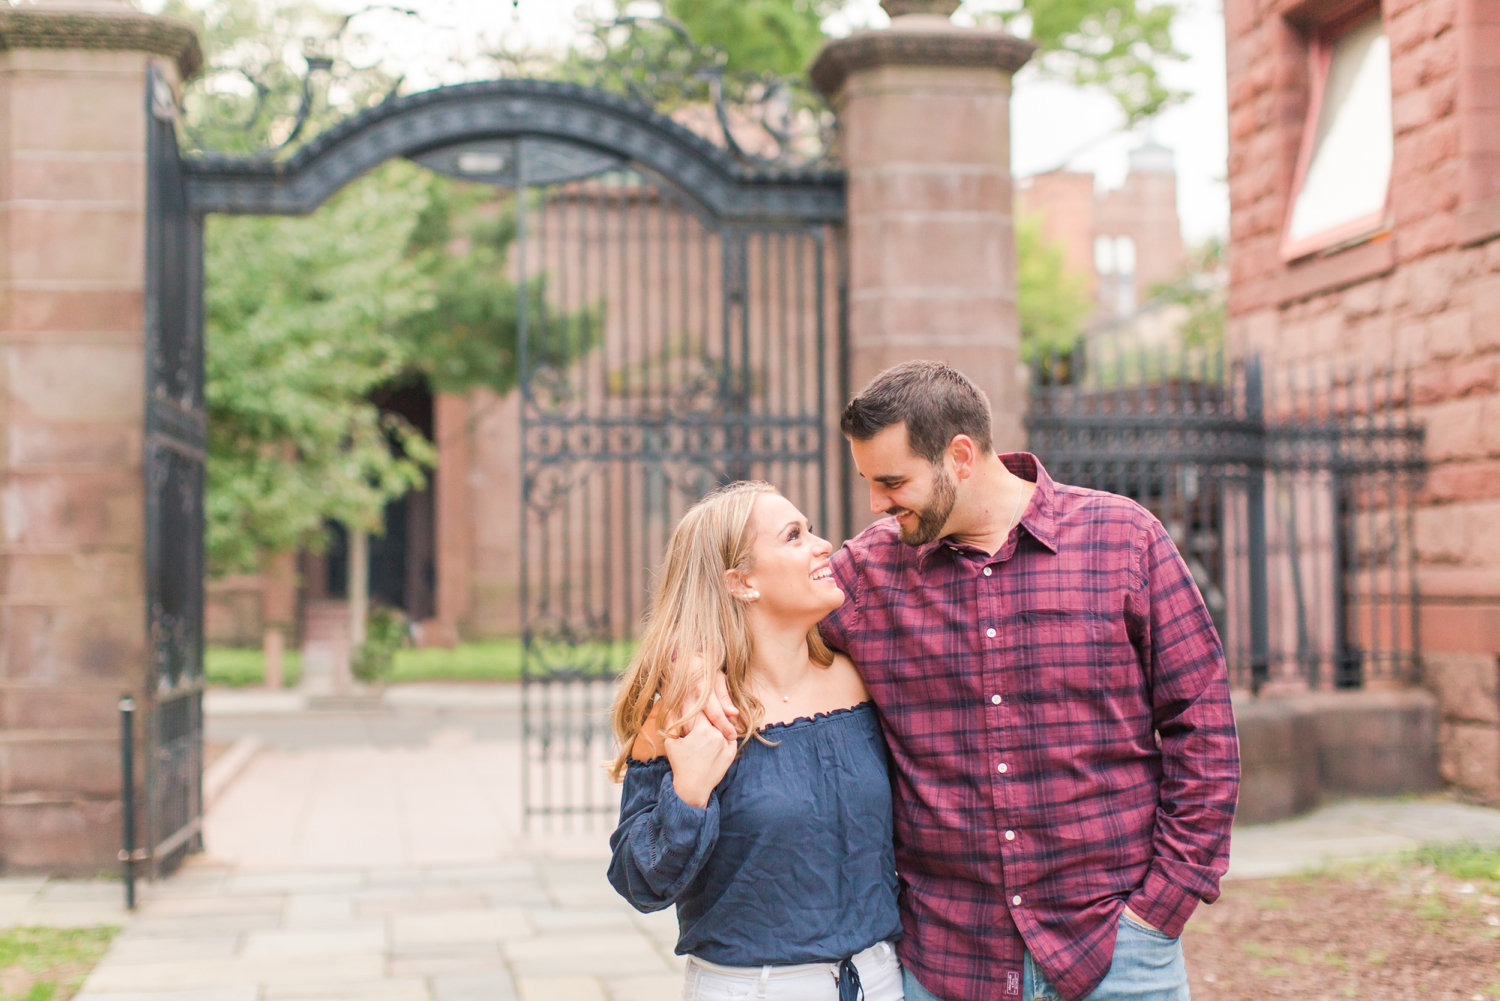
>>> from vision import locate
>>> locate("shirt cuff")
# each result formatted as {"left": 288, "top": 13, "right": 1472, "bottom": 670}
{"left": 655, "top": 771, "right": 716, "bottom": 856}
{"left": 1127, "top": 865, "right": 1202, "bottom": 938}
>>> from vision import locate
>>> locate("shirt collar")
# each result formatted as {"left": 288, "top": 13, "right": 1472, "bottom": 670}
{"left": 917, "top": 451, "right": 1060, "bottom": 564}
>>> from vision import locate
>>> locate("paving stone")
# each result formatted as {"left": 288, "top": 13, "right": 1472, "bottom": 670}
{"left": 39, "top": 881, "right": 125, "bottom": 903}
{"left": 284, "top": 894, "right": 357, "bottom": 924}
{"left": 0, "top": 879, "right": 47, "bottom": 894}
{"left": 527, "top": 907, "right": 636, "bottom": 932}
{"left": 431, "top": 973, "right": 519, "bottom": 1001}
{"left": 505, "top": 933, "right": 671, "bottom": 977}
{"left": 423, "top": 863, "right": 536, "bottom": 883}
{"left": 264, "top": 980, "right": 431, "bottom": 1001}
{"left": 629, "top": 910, "right": 679, "bottom": 948}
{"left": 389, "top": 953, "right": 507, "bottom": 977}
{"left": 478, "top": 885, "right": 553, "bottom": 907}
{"left": 242, "top": 928, "right": 387, "bottom": 958}
{"left": 138, "top": 895, "right": 284, "bottom": 917}
{"left": 516, "top": 977, "right": 607, "bottom": 1001}
{"left": 391, "top": 908, "right": 532, "bottom": 947}
{"left": 101, "top": 936, "right": 240, "bottom": 965}
{"left": 356, "top": 893, "right": 488, "bottom": 918}
{"left": 122, "top": 914, "right": 283, "bottom": 937}
{"left": 228, "top": 871, "right": 365, "bottom": 895}
{"left": 603, "top": 973, "right": 682, "bottom": 1001}
{"left": 85, "top": 954, "right": 385, "bottom": 992}
{"left": 76, "top": 989, "right": 257, "bottom": 1001}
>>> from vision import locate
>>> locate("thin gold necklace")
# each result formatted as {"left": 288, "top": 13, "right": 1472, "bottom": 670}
{"left": 759, "top": 661, "right": 817, "bottom": 703}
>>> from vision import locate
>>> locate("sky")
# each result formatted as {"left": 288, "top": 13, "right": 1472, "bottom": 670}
{"left": 144, "top": 0, "right": 1230, "bottom": 244}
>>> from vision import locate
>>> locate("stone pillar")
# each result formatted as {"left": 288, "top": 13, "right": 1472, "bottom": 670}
{"left": 811, "top": 0, "right": 1034, "bottom": 525}
{"left": 0, "top": 0, "right": 199, "bottom": 873}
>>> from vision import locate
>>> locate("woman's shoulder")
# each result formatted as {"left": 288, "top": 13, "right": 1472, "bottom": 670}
{"left": 630, "top": 706, "right": 665, "bottom": 762}
{"left": 826, "top": 652, "right": 869, "bottom": 705}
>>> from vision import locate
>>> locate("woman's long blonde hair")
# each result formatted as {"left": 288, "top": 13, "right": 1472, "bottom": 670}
{"left": 609, "top": 480, "right": 834, "bottom": 780}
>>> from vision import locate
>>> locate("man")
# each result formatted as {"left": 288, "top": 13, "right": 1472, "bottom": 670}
{"left": 709, "top": 361, "right": 1239, "bottom": 1001}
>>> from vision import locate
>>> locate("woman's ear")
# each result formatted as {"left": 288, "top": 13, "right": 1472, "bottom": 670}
{"left": 724, "top": 567, "right": 759, "bottom": 604}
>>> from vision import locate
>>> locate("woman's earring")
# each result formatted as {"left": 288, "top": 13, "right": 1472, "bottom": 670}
{"left": 743, "top": 589, "right": 760, "bottom": 602}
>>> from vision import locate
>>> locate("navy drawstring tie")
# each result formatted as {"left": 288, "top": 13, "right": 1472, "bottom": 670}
{"left": 837, "top": 957, "right": 863, "bottom": 1001}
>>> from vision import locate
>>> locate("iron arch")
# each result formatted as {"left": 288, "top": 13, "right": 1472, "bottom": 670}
{"left": 184, "top": 77, "right": 844, "bottom": 223}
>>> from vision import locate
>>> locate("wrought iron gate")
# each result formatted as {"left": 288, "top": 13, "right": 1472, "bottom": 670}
{"left": 179, "top": 80, "right": 844, "bottom": 830}
{"left": 144, "top": 66, "right": 206, "bottom": 876}
{"left": 506, "top": 147, "right": 842, "bottom": 828}
{"left": 1026, "top": 340, "right": 1425, "bottom": 693}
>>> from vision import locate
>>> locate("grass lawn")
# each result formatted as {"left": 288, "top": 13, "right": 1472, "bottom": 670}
{"left": 1183, "top": 841, "right": 1500, "bottom": 998}
{"left": 206, "top": 640, "right": 630, "bottom": 686}
{"left": 0, "top": 926, "right": 118, "bottom": 1001}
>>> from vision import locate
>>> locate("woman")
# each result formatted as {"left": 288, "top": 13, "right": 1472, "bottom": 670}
{"left": 608, "top": 481, "right": 903, "bottom": 1001}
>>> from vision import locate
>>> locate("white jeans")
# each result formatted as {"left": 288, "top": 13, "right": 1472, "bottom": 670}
{"left": 682, "top": 941, "right": 904, "bottom": 1001}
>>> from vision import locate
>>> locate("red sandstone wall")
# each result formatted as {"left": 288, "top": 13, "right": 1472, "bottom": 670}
{"left": 1226, "top": 0, "right": 1500, "bottom": 799}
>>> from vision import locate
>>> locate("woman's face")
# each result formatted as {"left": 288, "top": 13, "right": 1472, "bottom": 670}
{"left": 735, "top": 493, "right": 844, "bottom": 622}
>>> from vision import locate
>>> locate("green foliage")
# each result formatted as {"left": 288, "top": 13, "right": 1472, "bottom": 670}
{"left": 162, "top": 0, "right": 401, "bottom": 155}
{"left": 1146, "top": 237, "right": 1225, "bottom": 350}
{"left": 667, "top": 0, "right": 833, "bottom": 78}
{"left": 1016, "top": 212, "right": 1093, "bottom": 362}
{"left": 0, "top": 926, "right": 118, "bottom": 1001}
{"left": 205, "top": 161, "right": 436, "bottom": 573}
{"left": 206, "top": 645, "right": 303, "bottom": 688}
{"left": 1413, "top": 842, "right": 1500, "bottom": 884}
{"left": 353, "top": 606, "right": 409, "bottom": 683}
{"left": 1006, "top": 0, "right": 1187, "bottom": 125}
{"left": 399, "top": 179, "right": 602, "bottom": 397}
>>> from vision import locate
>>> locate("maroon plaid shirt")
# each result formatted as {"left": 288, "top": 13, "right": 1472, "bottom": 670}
{"left": 820, "top": 453, "right": 1239, "bottom": 1001}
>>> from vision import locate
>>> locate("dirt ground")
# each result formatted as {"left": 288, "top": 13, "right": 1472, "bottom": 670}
{"left": 1183, "top": 846, "right": 1500, "bottom": 999}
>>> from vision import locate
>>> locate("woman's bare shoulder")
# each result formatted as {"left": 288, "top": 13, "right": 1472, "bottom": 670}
{"left": 630, "top": 706, "right": 665, "bottom": 761}
{"left": 828, "top": 653, "right": 870, "bottom": 706}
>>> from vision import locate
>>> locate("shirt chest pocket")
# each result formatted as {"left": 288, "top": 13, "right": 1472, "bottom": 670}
{"left": 1002, "top": 592, "right": 1141, "bottom": 702}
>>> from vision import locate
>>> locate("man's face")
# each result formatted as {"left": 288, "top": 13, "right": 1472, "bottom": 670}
{"left": 848, "top": 424, "right": 957, "bottom": 546}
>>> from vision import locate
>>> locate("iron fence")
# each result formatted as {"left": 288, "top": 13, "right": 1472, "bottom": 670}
{"left": 1026, "top": 338, "right": 1425, "bottom": 692}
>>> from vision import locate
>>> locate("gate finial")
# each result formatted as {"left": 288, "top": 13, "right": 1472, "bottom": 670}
{"left": 880, "top": 0, "right": 963, "bottom": 16}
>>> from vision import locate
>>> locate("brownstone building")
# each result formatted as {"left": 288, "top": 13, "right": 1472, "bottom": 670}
{"left": 1225, "top": 0, "right": 1500, "bottom": 798}
{"left": 1017, "top": 142, "right": 1187, "bottom": 322}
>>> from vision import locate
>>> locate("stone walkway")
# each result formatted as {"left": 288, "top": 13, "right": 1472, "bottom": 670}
{"left": 71, "top": 857, "right": 678, "bottom": 1001}
{"left": 32, "top": 688, "right": 1500, "bottom": 1001}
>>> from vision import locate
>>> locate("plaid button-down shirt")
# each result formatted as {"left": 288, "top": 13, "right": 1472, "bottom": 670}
{"left": 819, "top": 454, "right": 1239, "bottom": 1001}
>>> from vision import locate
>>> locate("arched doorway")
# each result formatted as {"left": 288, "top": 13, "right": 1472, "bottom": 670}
{"left": 145, "top": 70, "right": 846, "bottom": 866}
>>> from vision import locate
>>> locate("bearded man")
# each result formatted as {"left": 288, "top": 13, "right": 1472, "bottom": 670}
{"left": 799, "top": 361, "right": 1238, "bottom": 1001}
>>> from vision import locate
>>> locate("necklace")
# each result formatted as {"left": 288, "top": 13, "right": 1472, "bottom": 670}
{"left": 760, "top": 662, "right": 816, "bottom": 703}
{"left": 1003, "top": 478, "right": 1028, "bottom": 539}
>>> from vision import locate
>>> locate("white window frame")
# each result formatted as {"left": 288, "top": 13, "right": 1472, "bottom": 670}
{"left": 1281, "top": 9, "right": 1393, "bottom": 261}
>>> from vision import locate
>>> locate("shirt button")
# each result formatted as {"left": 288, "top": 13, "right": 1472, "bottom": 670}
{"left": 1005, "top": 830, "right": 1016, "bottom": 841}
{"left": 1012, "top": 895, "right": 1022, "bottom": 906}
{"left": 991, "top": 694, "right": 1003, "bottom": 705}
{"left": 985, "top": 627, "right": 996, "bottom": 638}
{"left": 997, "top": 763, "right": 1009, "bottom": 774}
{"left": 983, "top": 567, "right": 993, "bottom": 576}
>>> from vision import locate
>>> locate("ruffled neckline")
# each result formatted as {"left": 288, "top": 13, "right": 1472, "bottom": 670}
{"left": 623, "top": 701, "right": 875, "bottom": 769}
{"left": 758, "top": 701, "right": 873, "bottom": 734}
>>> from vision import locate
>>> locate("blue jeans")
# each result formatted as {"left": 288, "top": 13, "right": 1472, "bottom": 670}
{"left": 901, "top": 913, "right": 1190, "bottom": 1001}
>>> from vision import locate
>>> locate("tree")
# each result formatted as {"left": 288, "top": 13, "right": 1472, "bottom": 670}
{"left": 665, "top": 0, "right": 1186, "bottom": 125}
{"left": 1015, "top": 213, "right": 1093, "bottom": 363}
{"left": 1146, "top": 237, "right": 1226, "bottom": 350}
{"left": 205, "top": 161, "right": 435, "bottom": 573}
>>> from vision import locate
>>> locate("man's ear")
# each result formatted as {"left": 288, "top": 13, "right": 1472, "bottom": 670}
{"left": 947, "top": 434, "right": 978, "bottom": 480}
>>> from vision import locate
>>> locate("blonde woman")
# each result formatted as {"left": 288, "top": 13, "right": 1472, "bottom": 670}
{"left": 608, "top": 481, "right": 903, "bottom": 1001}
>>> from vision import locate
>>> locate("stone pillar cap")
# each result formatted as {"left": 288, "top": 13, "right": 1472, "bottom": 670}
{"left": 809, "top": 18, "right": 1036, "bottom": 98}
{"left": 0, "top": 0, "right": 202, "bottom": 78}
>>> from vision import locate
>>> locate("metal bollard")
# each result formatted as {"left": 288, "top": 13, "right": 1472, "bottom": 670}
{"left": 119, "top": 695, "right": 138, "bottom": 910}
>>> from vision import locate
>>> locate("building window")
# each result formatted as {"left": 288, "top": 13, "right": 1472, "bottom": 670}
{"left": 1095, "top": 234, "right": 1137, "bottom": 317}
{"left": 1283, "top": 13, "right": 1392, "bottom": 260}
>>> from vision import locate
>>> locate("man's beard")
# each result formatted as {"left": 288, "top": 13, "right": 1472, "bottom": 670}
{"left": 890, "top": 467, "right": 957, "bottom": 546}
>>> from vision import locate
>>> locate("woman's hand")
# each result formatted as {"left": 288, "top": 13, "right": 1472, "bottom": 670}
{"left": 664, "top": 711, "right": 737, "bottom": 808}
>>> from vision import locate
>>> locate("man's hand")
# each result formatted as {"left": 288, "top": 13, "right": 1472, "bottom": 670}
{"left": 1123, "top": 905, "right": 1163, "bottom": 933}
{"left": 664, "top": 712, "right": 737, "bottom": 808}
{"left": 693, "top": 663, "right": 739, "bottom": 741}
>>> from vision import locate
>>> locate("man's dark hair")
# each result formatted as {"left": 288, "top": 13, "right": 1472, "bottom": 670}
{"left": 840, "top": 361, "right": 993, "bottom": 462}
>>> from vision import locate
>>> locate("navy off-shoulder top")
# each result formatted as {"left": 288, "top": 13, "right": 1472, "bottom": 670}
{"left": 608, "top": 702, "right": 902, "bottom": 967}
